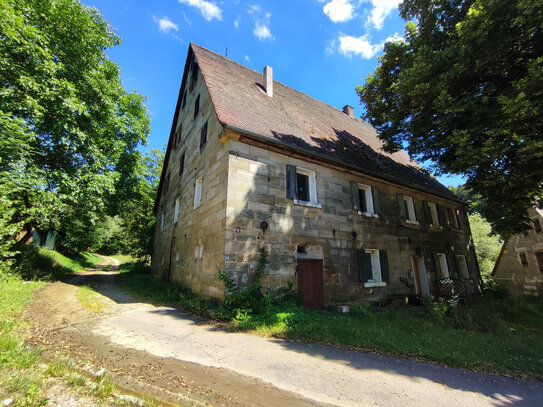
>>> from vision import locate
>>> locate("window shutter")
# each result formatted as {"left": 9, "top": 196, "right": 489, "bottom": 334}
{"left": 447, "top": 254, "right": 458, "bottom": 278}
{"left": 436, "top": 205, "right": 445, "bottom": 226}
{"left": 379, "top": 250, "right": 389, "bottom": 282}
{"left": 413, "top": 199, "right": 420, "bottom": 221}
{"left": 358, "top": 249, "right": 372, "bottom": 283}
{"left": 350, "top": 181, "right": 360, "bottom": 211}
{"left": 433, "top": 254, "right": 441, "bottom": 279}
{"left": 423, "top": 201, "right": 431, "bottom": 224}
{"left": 286, "top": 165, "right": 297, "bottom": 199}
{"left": 372, "top": 187, "right": 380, "bottom": 214}
{"left": 397, "top": 194, "right": 406, "bottom": 218}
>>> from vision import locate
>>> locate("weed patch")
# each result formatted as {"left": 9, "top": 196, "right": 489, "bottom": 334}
{"left": 76, "top": 285, "right": 107, "bottom": 313}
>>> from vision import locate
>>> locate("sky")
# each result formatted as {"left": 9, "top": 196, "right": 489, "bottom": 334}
{"left": 85, "top": 0, "right": 464, "bottom": 187}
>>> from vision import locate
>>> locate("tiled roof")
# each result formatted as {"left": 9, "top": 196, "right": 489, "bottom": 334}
{"left": 192, "top": 43, "right": 458, "bottom": 201}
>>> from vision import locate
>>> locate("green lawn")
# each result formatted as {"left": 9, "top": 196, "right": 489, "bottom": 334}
{"left": 118, "top": 264, "right": 543, "bottom": 380}
{"left": 39, "top": 249, "right": 102, "bottom": 272}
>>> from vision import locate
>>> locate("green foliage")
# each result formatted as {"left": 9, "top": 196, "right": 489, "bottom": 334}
{"left": 358, "top": 0, "right": 543, "bottom": 236}
{"left": 449, "top": 185, "right": 484, "bottom": 215}
{"left": 468, "top": 213, "right": 503, "bottom": 282}
{"left": 0, "top": 0, "right": 150, "bottom": 266}
{"left": 216, "top": 249, "right": 272, "bottom": 319}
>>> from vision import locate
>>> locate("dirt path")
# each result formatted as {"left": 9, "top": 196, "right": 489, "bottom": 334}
{"left": 23, "top": 259, "right": 543, "bottom": 406}
{"left": 23, "top": 259, "right": 326, "bottom": 407}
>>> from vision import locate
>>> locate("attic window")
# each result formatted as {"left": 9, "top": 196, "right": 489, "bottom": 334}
{"left": 189, "top": 60, "right": 198, "bottom": 92}
{"left": 199, "top": 121, "right": 208, "bottom": 151}
{"left": 194, "top": 94, "right": 200, "bottom": 118}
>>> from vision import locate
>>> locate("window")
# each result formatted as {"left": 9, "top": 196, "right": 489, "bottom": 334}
{"left": 173, "top": 198, "right": 180, "bottom": 223}
{"left": 189, "top": 60, "right": 198, "bottom": 91}
{"left": 350, "top": 182, "right": 379, "bottom": 216}
{"left": 164, "top": 173, "right": 170, "bottom": 194}
{"left": 433, "top": 253, "right": 450, "bottom": 278}
{"left": 194, "top": 94, "right": 200, "bottom": 118}
{"left": 535, "top": 251, "right": 543, "bottom": 273}
{"left": 171, "top": 130, "right": 177, "bottom": 149}
{"left": 176, "top": 125, "right": 182, "bottom": 148}
{"left": 194, "top": 177, "right": 202, "bottom": 209}
{"left": 358, "top": 249, "right": 389, "bottom": 287}
{"left": 179, "top": 153, "right": 185, "bottom": 175}
{"left": 286, "top": 165, "right": 320, "bottom": 207}
{"left": 519, "top": 252, "right": 528, "bottom": 267}
{"left": 447, "top": 207, "right": 461, "bottom": 229}
{"left": 199, "top": 121, "right": 208, "bottom": 151}
{"left": 425, "top": 201, "right": 440, "bottom": 227}
{"left": 398, "top": 194, "right": 417, "bottom": 223}
{"left": 533, "top": 219, "right": 541, "bottom": 233}
{"left": 160, "top": 213, "right": 164, "bottom": 231}
{"left": 457, "top": 255, "right": 470, "bottom": 279}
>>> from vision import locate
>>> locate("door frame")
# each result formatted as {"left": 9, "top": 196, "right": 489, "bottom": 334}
{"left": 412, "top": 256, "right": 430, "bottom": 297}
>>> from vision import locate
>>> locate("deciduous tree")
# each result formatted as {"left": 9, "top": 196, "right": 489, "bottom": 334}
{"left": 358, "top": 0, "right": 543, "bottom": 236}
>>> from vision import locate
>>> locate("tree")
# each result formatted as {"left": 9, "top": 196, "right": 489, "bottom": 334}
{"left": 357, "top": 0, "right": 543, "bottom": 236}
{"left": 448, "top": 185, "right": 483, "bottom": 215}
{"left": 0, "top": 0, "right": 150, "bottom": 259}
{"left": 467, "top": 213, "right": 502, "bottom": 282}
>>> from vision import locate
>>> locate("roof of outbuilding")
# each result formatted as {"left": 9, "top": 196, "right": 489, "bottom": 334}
{"left": 191, "top": 43, "right": 457, "bottom": 200}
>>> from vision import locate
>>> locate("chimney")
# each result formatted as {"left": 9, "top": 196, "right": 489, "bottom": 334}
{"left": 263, "top": 65, "right": 273, "bottom": 97}
{"left": 343, "top": 105, "right": 354, "bottom": 117}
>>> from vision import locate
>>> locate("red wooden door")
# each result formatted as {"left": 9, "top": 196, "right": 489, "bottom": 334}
{"left": 297, "top": 259, "right": 324, "bottom": 310}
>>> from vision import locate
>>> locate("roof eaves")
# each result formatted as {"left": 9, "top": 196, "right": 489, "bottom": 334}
{"left": 224, "top": 123, "right": 465, "bottom": 204}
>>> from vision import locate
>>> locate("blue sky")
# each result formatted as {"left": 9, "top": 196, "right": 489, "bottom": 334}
{"left": 85, "top": 0, "right": 464, "bottom": 187}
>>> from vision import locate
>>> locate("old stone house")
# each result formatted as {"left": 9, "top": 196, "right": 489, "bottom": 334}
{"left": 492, "top": 206, "right": 543, "bottom": 296}
{"left": 152, "top": 43, "right": 480, "bottom": 309}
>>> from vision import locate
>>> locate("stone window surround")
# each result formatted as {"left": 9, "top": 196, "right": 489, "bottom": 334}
{"left": 292, "top": 167, "right": 321, "bottom": 208}
{"left": 364, "top": 249, "right": 386, "bottom": 288}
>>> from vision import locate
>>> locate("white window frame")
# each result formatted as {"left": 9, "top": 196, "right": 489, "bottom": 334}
{"left": 457, "top": 255, "right": 470, "bottom": 280}
{"left": 194, "top": 177, "right": 202, "bottom": 209}
{"left": 160, "top": 213, "right": 164, "bottom": 231}
{"left": 174, "top": 198, "right": 180, "bottom": 223}
{"left": 364, "top": 249, "right": 386, "bottom": 287}
{"left": 357, "top": 184, "right": 377, "bottom": 217}
{"left": 428, "top": 202, "right": 440, "bottom": 227}
{"left": 293, "top": 167, "right": 321, "bottom": 208}
{"left": 436, "top": 253, "right": 450, "bottom": 278}
{"left": 404, "top": 195, "right": 418, "bottom": 224}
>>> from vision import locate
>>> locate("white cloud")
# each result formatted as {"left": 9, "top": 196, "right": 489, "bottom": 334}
{"left": 178, "top": 0, "right": 222, "bottom": 21}
{"left": 154, "top": 16, "right": 179, "bottom": 33}
{"left": 367, "top": 0, "right": 401, "bottom": 30}
{"left": 248, "top": 4, "right": 260, "bottom": 14}
{"left": 338, "top": 34, "right": 381, "bottom": 59}
{"left": 234, "top": 15, "right": 240, "bottom": 28}
{"left": 244, "top": 55, "right": 250, "bottom": 61}
{"left": 254, "top": 22, "right": 273, "bottom": 40}
{"left": 384, "top": 32, "right": 404, "bottom": 43}
{"left": 323, "top": 0, "right": 354, "bottom": 23}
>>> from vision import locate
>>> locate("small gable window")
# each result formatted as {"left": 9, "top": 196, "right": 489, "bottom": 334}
{"left": 286, "top": 164, "right": 321, "bottom": 208}
{"left": 398, "top": 194, "right": 418, "bottom": 224}
{"left": 533, "top": 219, "right": 541, "bottom": 233}
{"left": 194, "top": 94, "right": 200, "bottom": 118}
{"left": 358, "top": 249, "right": 389, "bottom": 287}
{"left": 179, "top": 153, "right": 185, "bottom": 175}
{"left": 194, "top": 177, "right": 203, "bottom": 209}
{"left": 199, "top": 121, "right": 208, "bottom": 151}
{"left": 350, "top": 182, "right": 379, "bottom": 216}
{"left": 173, "top": 198, "right": 180, "bottom": 223}
{"left": 519, "top": 252, "right": 528, "bottom": 267}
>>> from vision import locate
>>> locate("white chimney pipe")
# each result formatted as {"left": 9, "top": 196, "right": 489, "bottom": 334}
{"left": 263, "top": 65, "right": 273, "bottom": 97}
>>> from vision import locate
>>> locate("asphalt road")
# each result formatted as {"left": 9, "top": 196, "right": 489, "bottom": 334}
{"left": 92, "top": 303, "right": 542, "bottom": 407}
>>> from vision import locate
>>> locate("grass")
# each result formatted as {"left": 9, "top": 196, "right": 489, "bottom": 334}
{"left": 118, "top": 262, "right": 543, "bottom": 379}
{"left": 76, "top": 285, "right": 107, "bottom": 313}
{"left": 39, "top": 249, "right": 102, "bottom": 273}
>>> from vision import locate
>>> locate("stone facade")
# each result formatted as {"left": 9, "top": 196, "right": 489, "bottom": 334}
{"left": 492, "top": 207, "right": 543, "bottom": 296}
{"left": 152, "top": 44, "right": 481, "bottom": 307}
